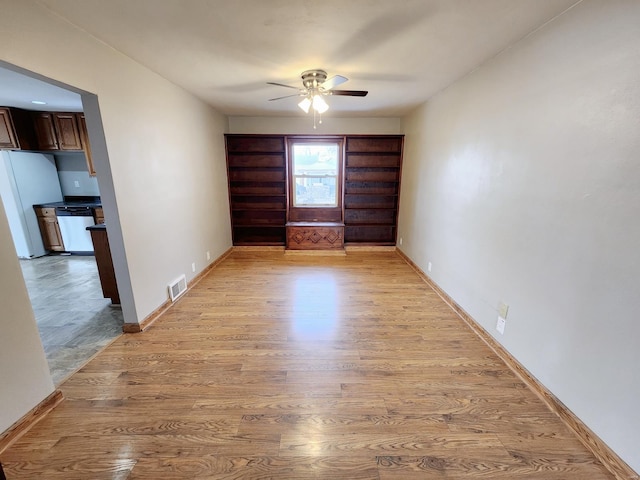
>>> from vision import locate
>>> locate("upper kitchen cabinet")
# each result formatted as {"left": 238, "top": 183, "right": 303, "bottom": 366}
{"left": 31, "top": 112, "right": 59, "bottom": 150}
{"left": 31, "top": 111, "right": 96, "bottom": 176}
{"left": 32, "top": 111, "right": 84, "bottom": 151}
{"left": 53, "top": 112, "right": 83, "bottom": 150}
{"left": 0, "top": 107, "right": 37, "bottom": 150}
{"left": 77, "top": 113, "right": 96, "bottom": 176}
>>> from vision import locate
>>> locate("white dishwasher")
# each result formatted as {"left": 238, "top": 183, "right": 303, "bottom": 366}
{"left": 55, "top": 206, "right": 95, "bottom": 253}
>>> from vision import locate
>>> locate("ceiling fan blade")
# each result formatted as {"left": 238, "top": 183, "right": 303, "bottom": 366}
{"left": 268, "top": 93, "right": 304, "bottom": 101}
{"left": 267, "top": 81, "right": 301, "bottom": 90}
{"left": 328, "top": 89, "right": 368, "bottom": 97}
{"left": 321, "top": 75, "right": 348, "bottom": 90}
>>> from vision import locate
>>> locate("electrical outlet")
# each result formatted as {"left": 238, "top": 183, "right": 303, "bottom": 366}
{"left": 74, "top": 180, "right": 80, "bottom": 188}
{"left": 206, "top": 251, "right": 211, "bottom": 261}
{"left": 399, "top": 237, "right": 403, "bottom": 246}
{"left": 191, "top": 262, "right": 196, "bottom": 273}
{"left": 498, "top": 302, "right": 509, "bottom": 319}
{"left": 496, "top": 316, "right": 506, "bottom": 335}
{"left": 427, "top": 262, "right": 432, "bottom": 272}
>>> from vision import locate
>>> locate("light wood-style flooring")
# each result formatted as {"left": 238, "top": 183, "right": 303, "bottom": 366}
{"left": 1, "top": 251, "right": 613, "bottom": 479}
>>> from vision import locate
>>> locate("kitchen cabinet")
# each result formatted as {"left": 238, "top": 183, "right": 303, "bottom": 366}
{"left": 93, "top": 206, "right": 104, "bottom": 224}
{"left": 31, "top": 112, "right": 59, "bottom": 150}
{"left": 53, "top": 112, "right": 83, "bottom": 150}
{"left": 31, "top": 111, "right": 96, "bottom": 176}
{"left": 77, "top": 113, "right": 96, "bottom": 176}
{"left": 34, "top": 207, "right": 65, "bottom": 252}
{"left": 225, "top": 135, "right": 287, "bottom": 245}
{"left": 88, "top": 224, "right": 120, "bottom": 305}
{"left": 0, "top": 107, "right": 36, "bottom": 150}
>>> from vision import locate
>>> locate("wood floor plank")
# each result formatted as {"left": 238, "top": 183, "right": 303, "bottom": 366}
{"left": 0, "top": 251, "right": 615, "bottom": 479}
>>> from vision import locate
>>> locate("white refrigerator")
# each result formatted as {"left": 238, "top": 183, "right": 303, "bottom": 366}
{"left": 0, "top": 150, "right": 63, "bottom": 258}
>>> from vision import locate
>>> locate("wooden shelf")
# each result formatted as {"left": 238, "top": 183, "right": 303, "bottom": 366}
{"left": 226, "top": 135, "right": 287, "bottom": 246}
{"left": 225, "top": 134, "right": 403, "bottom": 247}
{"left": 343, "top": 135, "right": 403, "bottom": 245}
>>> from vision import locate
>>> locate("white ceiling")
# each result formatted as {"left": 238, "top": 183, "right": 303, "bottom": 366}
{"left": 0, "top": 65, "right": 83, "bottom": 112}
{"left": 4, "top": 0, "right": 579, "bottom": 117}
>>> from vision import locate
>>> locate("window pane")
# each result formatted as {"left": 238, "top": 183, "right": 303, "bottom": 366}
{"left": 292, "top": 143, "right": 339, "bottom": 207}
{"left": 294, "top": 177, "right": 337, "bottom": 206}
{"left": 292, "top": 144, "right": 338, "bottom": 175}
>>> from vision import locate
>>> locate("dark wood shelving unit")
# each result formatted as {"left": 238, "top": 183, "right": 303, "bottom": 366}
{"left": 344, "top": 136, "right": 403, "bottom": 245}
{"left": 225, "top": 134, "right": 403, "bottom": 247}
{"left": 226, "top": 135, "right": 287, "bottom": 245}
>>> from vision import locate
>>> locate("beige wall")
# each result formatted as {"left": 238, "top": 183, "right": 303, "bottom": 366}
{"left": 228, "top": 116, "right": 401, "bottom": 135}
{"left": 399, "top": 0, "right": 640, "bottom": 472}
{"left": 0, "top": 203, "right": 54, "bottom": 432}
{"left": 0, "top": 0, "right": 231, "bottom": 431}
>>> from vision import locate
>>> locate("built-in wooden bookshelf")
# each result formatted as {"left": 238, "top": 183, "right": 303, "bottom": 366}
{"left": 225, "top": 135, "right": 287, "bottom": 245}
{"left": 344, "top": 136, "right": 403, "bottom": 245}
{"left": 225, "top": 134, "right": 403, "bottom": 246}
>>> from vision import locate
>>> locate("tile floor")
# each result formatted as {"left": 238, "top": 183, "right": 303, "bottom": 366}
{"left": 19, "top": 254, "right": 123, "bottom": 385}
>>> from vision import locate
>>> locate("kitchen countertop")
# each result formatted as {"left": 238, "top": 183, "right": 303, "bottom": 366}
{"left": 86, "top": 223, "right": 106, "bottom": 231}
{"left": 34, "top": 196, "right": 102, "bottom": 209}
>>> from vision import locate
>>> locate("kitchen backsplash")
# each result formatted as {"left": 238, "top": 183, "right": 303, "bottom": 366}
{"left": 55, "top": 153, "right": 100, "bottom": 197}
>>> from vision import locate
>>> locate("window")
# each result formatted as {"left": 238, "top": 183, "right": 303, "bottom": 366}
{"left": 287, "top": 137, "right": 344, "bottom": 223}
{"left": 292, "top": 143, "right": 339, "bottom": 207}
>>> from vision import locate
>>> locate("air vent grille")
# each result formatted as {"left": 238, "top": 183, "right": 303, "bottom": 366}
{"left": 168, "top": 274, "right": 187, "bottom": 302}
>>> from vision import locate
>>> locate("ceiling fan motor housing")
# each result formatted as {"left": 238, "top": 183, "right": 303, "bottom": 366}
{"left": 301, "top": 69, "right": 328, "bottom": 89}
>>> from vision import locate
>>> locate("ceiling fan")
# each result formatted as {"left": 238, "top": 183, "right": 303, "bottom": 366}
{"left": 267, "top": 69, "right": 368, "bottom": 117}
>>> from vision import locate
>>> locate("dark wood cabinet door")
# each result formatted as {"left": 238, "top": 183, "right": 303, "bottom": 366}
{"left": 0, "top": 108, "right": 19, "bottom": 149}
{"left": 35, "top": 208, "right": 65, "bottom": 251}
{"left": 53, "top": 112, "right": 83, "bottom": 150}
{"left": 77, "top": 113, "right": 96, "bottom": 175}
{"left": 32, "top": 112, "right": 59, "bottom": 150}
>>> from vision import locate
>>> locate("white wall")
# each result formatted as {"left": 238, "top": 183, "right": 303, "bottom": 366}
{"left": 55, "top": 153, "right": 100, "bottom": 197}
{"left": 229, "top": 116, "right": 401, "bottom": 135}
{"left": 399, "top": 0, "right": 640, "bottom": 472}
{"left": 0, "top": 0, "right": 231, "bottom": 432}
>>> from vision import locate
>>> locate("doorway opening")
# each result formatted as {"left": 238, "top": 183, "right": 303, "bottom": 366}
{"left": 0, "top": 63, "right": 123, "bottom": 385}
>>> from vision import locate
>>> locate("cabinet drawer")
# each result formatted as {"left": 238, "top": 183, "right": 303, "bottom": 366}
{"left": 35, "top": 207, "right": 57, "bottom": 217}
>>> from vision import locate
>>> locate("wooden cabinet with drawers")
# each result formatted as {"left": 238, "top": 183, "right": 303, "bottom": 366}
{"left": 34, "top": 207, "right": 65, "bottom": 252}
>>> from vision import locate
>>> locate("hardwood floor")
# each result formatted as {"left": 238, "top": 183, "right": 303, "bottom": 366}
{"left": 1, "top": 251, "right": 613, "bottom": 479}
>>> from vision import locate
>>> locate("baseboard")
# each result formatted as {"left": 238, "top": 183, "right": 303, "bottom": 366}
{"left": 284, "top": 249, "right": 346, "bottom": 256}
{"left": 232, "top": 246, "right": 285, "bottom": 251}
{"left": 0, "top": 389, "right": 64, "bottom": 454}
{"left": 396, "top": 248, "right": 639, "bottom": 480}
{"left": 122, "top": 247, "right": 234, "bottom": 333}
{"left": 345, "top": 245, "right": 397, "bottom": 252}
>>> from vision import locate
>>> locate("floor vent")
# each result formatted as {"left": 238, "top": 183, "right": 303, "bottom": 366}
{"left": 168, "top": 274, "right": 187, "bottom": 302}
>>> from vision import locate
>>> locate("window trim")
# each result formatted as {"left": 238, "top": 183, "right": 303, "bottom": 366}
{"left": 287, "top": 136, "right": 344, "bottom": 223}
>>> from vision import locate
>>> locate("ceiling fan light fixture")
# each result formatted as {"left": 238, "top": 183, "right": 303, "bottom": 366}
{"left": 298, "top": 97, "right": 311, "bottom": 113}
{"left": 312, "top": 94, "right": 329, "bottom": 114}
